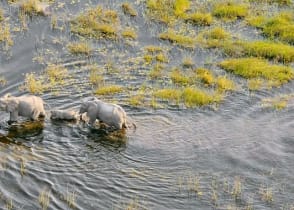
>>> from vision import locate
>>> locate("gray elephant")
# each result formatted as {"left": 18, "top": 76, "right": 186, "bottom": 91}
{"left": 50, "top": 109, "right": 79, "bottom": 121}
{"left": 0, "top": 94, "right": 46, "bottom": 123}
{"left": 79, "top": 98, "right": 133, "bottom": 130}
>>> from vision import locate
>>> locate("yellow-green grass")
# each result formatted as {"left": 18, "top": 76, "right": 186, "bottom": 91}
{"left": 67, "top": 41, "right": 92, "bottom": 56}
{"left": 247, "top": 78, "right": 264, "bottom": 90}
{"left": 182, "top": 87, "right": 221, "bottom": 107}
{"left": 71, "top": 6, "right": 119, "bottom": 40}
{"left": 155, "top": 53, "right": 168, "bottom": 63}
{"left": 146, "top": 0, "right": 190, "bottom": 24}
{"left": 248, "top": 0, "right": 291, "bottom": 5}
{"left": 23, "top": 73, "right": 46, "bottom": 94}
{"left": 241, "top": 41, "right": 294, "bottom": 63}
{"left": 39, "top": 188, "right": 50, "bottom": 210}
{"left": 183, "top": 13, "right": 213, "bottom": 26}
{"left": 0, "top": 8, "right": 3, "bottom": 22}
{"left": 159, "top": 30, "right": 196, "bottom": 48}
{"left": 128, "top": 94, "right": 145, "bottom": 107}
{"left": 0, "top": 21, "right": 13, "bottom": 48}
{"left": 247, "top": 12, "right": 294, "bottom": 44}
{"left": 149, "top": 64, "right": 164, "bottom": 79}
{"left": 198, "top": 27, "right": 231, "bottom": 48}
{"left": 95, "top": 85, "right": 124, "bottom": 95}
{"left": 216, "top": 76, "right": 235, "bottom": 92}
{"left": 144, "top": 45, "right": 164, "bottom": 53}
{"left": 182, "top": 56, "right": 194, "bottom": 68}
{"left": 170, "top": 68, "right": 191, "bottom": 85}
{"left": 153, "top": 88, "right": 182, "bottom": 102}
{"left": 122, "top": 28, "right": 137, "bottom": 40}
{"left": 45, "top": 64, "right": 68, "bottom": 85}
{"left": 195, "top": 68, "right": 215, "bottom": 86}
{"left": 19, "top": 0, "right": 51, "bottom": 16}
{"left": 122, "top": 3, "right": 137, "bottom": 16}
{"left": 219, "top": 58, "right": 294, "bottom": 86}
{"left": 0, "top": 76, "right": 7, "bottom": 86}
{"left": 262, "top": 94, "right": 294, "bottom": 110}
{"left": 143, "top": 54, "right": 153, "bottom": 64}
{"left": 89, "top": 70, "right": 104, "bottom": 87}
{"left": 212, "top": 2, "right": 248, "bottom": 21}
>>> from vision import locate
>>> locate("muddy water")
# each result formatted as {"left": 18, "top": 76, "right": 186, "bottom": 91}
{"left": 0, "top": 0, "right": 294, "bottom": 209}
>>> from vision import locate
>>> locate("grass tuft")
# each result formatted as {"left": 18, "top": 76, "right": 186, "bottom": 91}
{"left": 95, "top": 85, "right": 124, "bottom": 95}
{"left": 71, "top": 6, "right": 119, "bottom": 40}
{"left": 183, "top": 12, "right": 213, "bottom": 26}
{"left": 212, "top": 1, "right": 248, "bottom": 21}
{"left": 67, "top": 41, "right": 92, "bottom": 56}
{"left": 122, "top": 3, "right": 137, "bottom": 16}
{"left": 159, "top": 30, "right": 196, "bottom": 48}
{"left": 219, "top": 58, "right": 294, "bottom": 86}
{"left": 23, "top": 72, "right": 46, "bottom": 94}
{"left": 122, "top": 28, "right": 137, "bottom": 40}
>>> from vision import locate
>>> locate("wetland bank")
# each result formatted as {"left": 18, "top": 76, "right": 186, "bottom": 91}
{"left": 0, "top": 0, "right": 294, "bottom": 209}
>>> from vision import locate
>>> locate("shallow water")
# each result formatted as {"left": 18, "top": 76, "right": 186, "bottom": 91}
{"left": 0, "top": 0, "right": 294, "bottom": 209}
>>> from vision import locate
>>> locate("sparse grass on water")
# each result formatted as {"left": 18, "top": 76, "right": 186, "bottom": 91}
{"left": 159, "top": 30, "right": 196, "bottom": 48}
{"left": 67, "top": 41, "right": 92, "bottom": 56}
{"left": 95, "top": 85, "right": 124, "bottom": 95}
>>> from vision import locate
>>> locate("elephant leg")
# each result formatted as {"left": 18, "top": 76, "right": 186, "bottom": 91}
{"left": 88, "top": 116, "right": 97, "bottom": 126}
{"left": 9, "top": 111, "right": 18, "bottom": 124}
{"left": 31, "top": 110, "right": 40, "bottom": 121}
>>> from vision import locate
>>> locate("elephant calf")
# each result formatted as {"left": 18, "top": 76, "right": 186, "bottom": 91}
{"left": 79, "top": 98, "right": 133, "bottom": 130}
{"left": 50, "top": 110, "right": 79, "bottom": 121}
{"left": 0, "top": 94, "right": 46, "bottom": 123}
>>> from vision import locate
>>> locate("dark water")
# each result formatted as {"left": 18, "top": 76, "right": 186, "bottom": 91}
{"left": 0, "top": 0, "right": 294, "bottom": 209}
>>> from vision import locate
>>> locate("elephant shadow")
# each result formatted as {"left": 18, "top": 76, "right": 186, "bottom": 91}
{"left": 0, "top": 120, "right": 44, "bottom": 140}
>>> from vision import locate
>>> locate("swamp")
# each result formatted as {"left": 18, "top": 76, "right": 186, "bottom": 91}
{"left": 0, "top": 0, "right": 293, "bottom": 209}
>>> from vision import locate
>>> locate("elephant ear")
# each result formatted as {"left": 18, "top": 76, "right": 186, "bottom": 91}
{"left": 7, "top": 99, "right": 18, "bottom": 112}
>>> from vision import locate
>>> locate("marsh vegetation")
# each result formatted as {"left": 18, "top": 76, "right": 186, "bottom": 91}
{"left": 0, "top": 0, "right": 293, "bottom": 209}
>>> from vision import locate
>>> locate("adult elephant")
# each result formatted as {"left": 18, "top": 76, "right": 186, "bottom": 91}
{"left": 79, "top": 98, "right": 134, "bottom": 130}
{"left": 0, "top": 94, "right": 46, "bottom": 124}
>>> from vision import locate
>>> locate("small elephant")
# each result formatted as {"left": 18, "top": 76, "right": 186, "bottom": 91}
{"left": 0, "top": 94, "right": 46, "bottom": 123}
{"left": 79, "top": 98, "right": 130, "bottom": 130}
{"left": 50, "top": 110, "right": 79, "bottom": 121}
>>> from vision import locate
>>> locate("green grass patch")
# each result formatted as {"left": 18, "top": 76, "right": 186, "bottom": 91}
{"left": 0, "top": 21, "right": 13, "bottom": 49}
{"left": 149, "top": 64, "right": 165, "bottom": 79}
{"left": 0, "top": 8, "right": 4, "bottom": 22}
{"left": 145, "top": 45, "right": 164, "bottom": 53}
{"left": 122, "top": 28, "right": 137, "bottom": 40}
{"left": 182, "top": 87, "right": 220, "bottom": 107}
{"left": 216, "top": 76, "right": 236, "bottom": 92}
{"left": 194, "top": 68, "right": 215, "bottom": 86}
{"left": 45, "top": 64, "right": 68, "bottom": 86}
{"left": 170, "top": 68, "right": 191, "bottom": 85}
{"left": 247, "top": 12, "right": 294, "bottom": 44}
{"left": 212, "top": 2, "right": 248, "bottom": 21}
{"left": 67, "top": 41, "right": 92, "bottom": 56}
{"left": 22, "top": 73, "right": 46, "bottom": 94}
{"left": 183, "top": 12, "right": 213, "bottom": 26}
{"left": 159, "top": 30, "right": 196, "bottom": 48}
{"left": 95, "top": 85, "right": 124, "bottom": 95}
{"left": 219, "top": 58, "right": 294, "bottom": 86}
{"left": 89, "top": 66, "right": 104, "bottom": 87}
{"left": 153, "top": 88, "right": 182, "bottom": 102}
{"left": 71, "top": 6, "right": 119, "bottom": 40}
{"left": 198, "top": 27, "right": 231, "bottom": 48}
{"left": 122, "top": 3, "right": 137, "bottom": 17}
{"left": 146, "top": 0, "right": 190, "bottom": 24}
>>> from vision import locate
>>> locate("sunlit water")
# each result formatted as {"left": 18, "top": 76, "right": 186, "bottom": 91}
{"left": 0, "top": 0, "right": 294, "bottom": 209}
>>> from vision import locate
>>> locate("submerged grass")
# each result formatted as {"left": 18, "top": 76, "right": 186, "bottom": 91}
{"left": 122, "top": 2, "right": 137, "bottom": 17}
{"left": 67, "top": 41, "right": 92, "bottom": 56}
{"left": 247, "top": 12, "right": 294, "bottom": 44}
{"left": 71, "top": 6, "right": 119, "bottom": 40}
{"left": 159, "top": 30, "right": 196, "bottom": 48}
{"left": 219, "top": 58, "right": 294, "bottom": 86}
{"left": 212, "top": 1, "right": 248, "bottom": 21}
{"left": 95, "top": 85, "right": 124, "bottom": 95}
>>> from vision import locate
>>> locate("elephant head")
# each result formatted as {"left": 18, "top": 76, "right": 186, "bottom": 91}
{"left": 0, "top": 94, "right": 19, "bottom": 112}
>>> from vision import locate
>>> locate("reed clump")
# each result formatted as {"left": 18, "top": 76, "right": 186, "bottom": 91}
{"left": 122, "top": 28, "right": 137, "bottom": 40}
{"left": 183, "top": 12, "right": 213, "bottom": 26}
{"left": 149, "top": 64, "right": 165, "bottom": 79}
{"left": 45, "top": 64, "right": 68, "bottom": 86}
{"left": 39, "top": 188, "right": 51, "bottom": 210}
{"left": 170, "top": 68, "right": 191, "bottom": 85}
{"left": 22, "top": 72, "right": 46, "bottom": 94}
{"left": 212, "top": 1, "right": 248, "bottom": 21}
{"left": 95, "top": 85, "right": 124, "bottom": 95}
{"left": 198, "top": 27, "right": 231, "bottom": 48}
{"left": 159, "top": 30, "right": 196, "bottom": 48}
{"left": 67, "top": 41, "right": 92, "bottom": 56}
{"left": 122, "top": 3, "right": 137, "bottom": 17}
{"left": 0, "top": 21, "right": 13, "bottom": 49}
{"left": 247, "top": 12, "right": 294, "bottom": 44}
{"left": 19, "top": 0, "right": 51, "bottom": 16}
{"left": 219, "top": 58, "right": 294, "bottom": 87}
{"left": 249, "top": 0, "right": 291, "bottom": 5}
{"left": 71, "top": 6, "right": 119, "bottom": 40}
{"left": 146, "top": 0, "right": 190, "bottom": 24}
